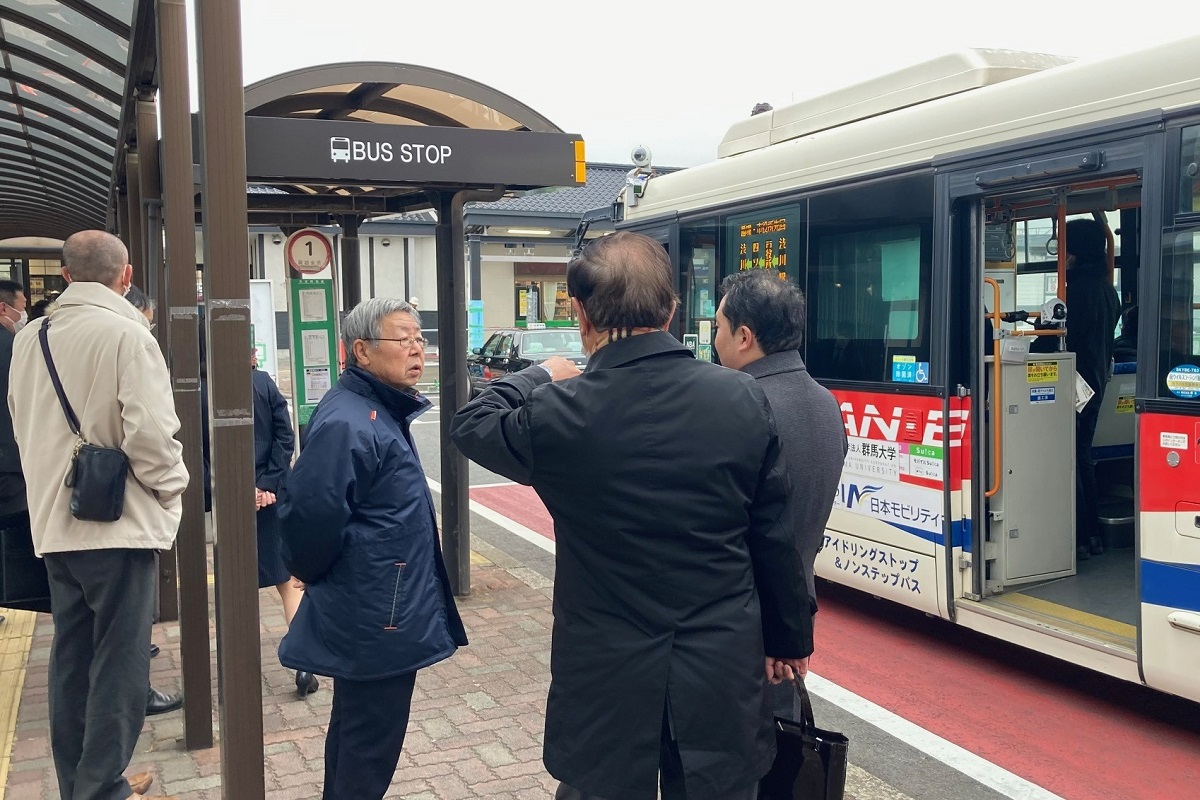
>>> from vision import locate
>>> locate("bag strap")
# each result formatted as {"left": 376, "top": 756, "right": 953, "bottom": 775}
{"left": 797, "top": 678, "right": 816, "bottom": 729}
{"left": 38, "top": 320, "right": 82, "bottom": 438}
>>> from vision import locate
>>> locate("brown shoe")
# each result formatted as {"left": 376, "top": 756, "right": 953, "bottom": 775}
{"left": 127, "top": 773, "right": 153, "bottom": 794}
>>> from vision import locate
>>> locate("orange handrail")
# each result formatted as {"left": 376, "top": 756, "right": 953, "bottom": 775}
{"left": 984, "top": 278, "right": 1002, "bottom": 499}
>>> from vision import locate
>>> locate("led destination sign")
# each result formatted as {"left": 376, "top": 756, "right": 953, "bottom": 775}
{"left": 243, "top": 116, "right": 585, "bottom": 189}
{"left": 725, "top": 205, "right": 801, "bottom": 283}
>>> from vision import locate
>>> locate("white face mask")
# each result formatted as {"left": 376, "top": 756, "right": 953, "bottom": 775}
{"left": 13, "top": 309, "right": 26, "bottom": 331}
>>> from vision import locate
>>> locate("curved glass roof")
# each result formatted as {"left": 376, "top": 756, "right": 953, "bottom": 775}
{"left": 0, "top": 0, "right": 134, "bottom": 239}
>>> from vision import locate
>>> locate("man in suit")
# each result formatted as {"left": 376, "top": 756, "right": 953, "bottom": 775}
{"left": 713, "top": 270, "right": 847, "bottom": 717}
{"left": 452, "top": 232, "right": 812, "bottom": 800}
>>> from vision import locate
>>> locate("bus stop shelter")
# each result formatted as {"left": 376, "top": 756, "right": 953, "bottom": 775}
{"left": 0, "top": 2, "right": 583, "bottom": 795}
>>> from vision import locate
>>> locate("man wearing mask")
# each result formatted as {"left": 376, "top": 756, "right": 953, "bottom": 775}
{"left": 452, "top": 232, "right": 811, "bottom": 800}
{"left": 0, "top": 280, "right": 28, "bottom": 521}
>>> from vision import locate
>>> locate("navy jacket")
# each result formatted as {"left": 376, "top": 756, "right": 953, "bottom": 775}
{"left": 277, "top": 367, "right": 467, "bottom": 680}
{"left": 252, "top": 367, "right": 294, "bottom": 492}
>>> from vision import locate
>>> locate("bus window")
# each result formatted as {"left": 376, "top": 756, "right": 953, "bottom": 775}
{"left": 1180, "top": 125, "right": 1200, "bottom": 214}
{"left": 1159, "top": 229, "right": 1200, "bottom": 398}
{"left": 806, "top": 174, "right": 934, "bottom": 383}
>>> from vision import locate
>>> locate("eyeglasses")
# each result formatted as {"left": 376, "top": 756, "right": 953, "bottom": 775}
{"left": 367, "top": 336, "right": 428, "bottom": 349}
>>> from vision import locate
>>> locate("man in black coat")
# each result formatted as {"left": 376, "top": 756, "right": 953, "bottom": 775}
{"left": 1063, "top": 219, "right": 1121, "bottom": 560}
{"left": 451, "top": 232, "right": 813, "bottom": 800}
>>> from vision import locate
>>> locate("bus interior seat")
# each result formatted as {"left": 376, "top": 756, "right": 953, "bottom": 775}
{"left": 1093, "top": 361, "right": 1136, "bottom": 548}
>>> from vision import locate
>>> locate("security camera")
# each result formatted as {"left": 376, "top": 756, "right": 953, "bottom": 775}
{"left": 630, "top": 145, "right": 652, "bottom": 169}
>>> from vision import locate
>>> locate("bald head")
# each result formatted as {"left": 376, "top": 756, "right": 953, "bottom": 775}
{"left": 62, "top": 230, "right": 130, "bottom": 289}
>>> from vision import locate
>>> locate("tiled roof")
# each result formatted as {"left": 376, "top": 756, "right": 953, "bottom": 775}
{"left": 467, "top": 163, "right": 681, "bottom": 216}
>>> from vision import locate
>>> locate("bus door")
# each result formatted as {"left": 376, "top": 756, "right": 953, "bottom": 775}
{"left": 947, "top": 134, "right": 1150, "bottom": 658}
{"left": 1139, "top": 121, "right": 1200, "bottom": 702}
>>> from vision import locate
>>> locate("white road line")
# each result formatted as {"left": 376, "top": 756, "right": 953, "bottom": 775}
{"left": 425, "top": 483, "right": 1055, "bottom": 799}
{"left": 804, "top": 672, "right": 1062, "bottom": 800}
{"left": 467, "top": 481, "right": 518, "bottom": 489}
{"left": 426, "top": 477, "right": 555, "bottom": 554}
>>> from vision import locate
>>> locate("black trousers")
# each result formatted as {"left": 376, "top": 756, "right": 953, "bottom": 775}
{"left": 322, "top": 670, "right": 417, "bottom": 800}
{"left": 1076, "top": 387, "right": 1105, "bottom": 547}
{"left": 554, "top": 705, "right": 759, "bottom": 800}
{"left": 45, "top": 548, "right": 156, "bottom": 800}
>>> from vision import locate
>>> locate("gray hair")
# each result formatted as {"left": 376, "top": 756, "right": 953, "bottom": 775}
{"left": 342, "top": 297, "right": 420, "bottom": 368}
{"left": 62, "top": 230, "right": 128, "bottom": 285}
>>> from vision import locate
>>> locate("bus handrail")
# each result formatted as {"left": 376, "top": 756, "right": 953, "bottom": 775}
{"left": 984, "top": 278, "right": 1002, "bottom": 499}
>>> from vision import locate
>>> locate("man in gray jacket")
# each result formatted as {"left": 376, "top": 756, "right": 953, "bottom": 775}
{"left": 714, "top": 271, "right": 847, "bottom": 691}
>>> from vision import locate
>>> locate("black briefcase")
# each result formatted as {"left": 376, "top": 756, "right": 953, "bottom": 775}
{"left": 758, "top": 681, "right": 849, "bottom": 800}
{"left": 0, "top": 513, "right": 51, "bottom": 614}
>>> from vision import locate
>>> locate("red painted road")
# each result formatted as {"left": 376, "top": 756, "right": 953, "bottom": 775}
{"left": 469, "top": 483, "right": 1200, "bottom": 800}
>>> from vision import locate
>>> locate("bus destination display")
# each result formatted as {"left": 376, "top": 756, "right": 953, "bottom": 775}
{"left": 725, "top": 206, "right": 801, "bottom": 283}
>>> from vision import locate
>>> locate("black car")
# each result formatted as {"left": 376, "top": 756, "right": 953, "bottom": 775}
{"left": 467, "top": 326, "right": 587, "bottom": 397}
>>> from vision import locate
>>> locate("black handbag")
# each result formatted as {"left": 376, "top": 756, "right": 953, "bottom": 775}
{"left": 39, "top": 320, "right": 130, "bottom": 523}
{"left": 759, "top": 680, "right": 849, "bottom": 800}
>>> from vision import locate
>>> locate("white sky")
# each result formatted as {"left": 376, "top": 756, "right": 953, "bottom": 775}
{"left": 188, "top": 0, "right": 1192, "bottom": 169}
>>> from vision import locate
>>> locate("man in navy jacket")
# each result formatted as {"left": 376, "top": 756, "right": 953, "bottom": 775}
{"left": 278, "top": 297, "right": 467, "bottom": 800}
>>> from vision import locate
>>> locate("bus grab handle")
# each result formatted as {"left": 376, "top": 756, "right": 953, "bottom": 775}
{"left": 1167, "top": 611, "right": 1200, "bottom": 635}
{"left": 984, "top": 278, "right": 1002, "bottom": 499}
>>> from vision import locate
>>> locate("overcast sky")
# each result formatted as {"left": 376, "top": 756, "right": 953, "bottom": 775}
{"left": 190, "top": 0, "right": 1191, "bottom": 169}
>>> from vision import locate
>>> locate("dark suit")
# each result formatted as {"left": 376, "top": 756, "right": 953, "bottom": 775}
{"left": 451, "top": 332, "right": 812, "bottom": 800}
{"left": 252, "top": 367, "right": 294, "bottom": 588}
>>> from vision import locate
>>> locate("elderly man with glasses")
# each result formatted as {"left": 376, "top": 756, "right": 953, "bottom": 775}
{"left": 277, "top": 297, "right": 467, "bottom": 800}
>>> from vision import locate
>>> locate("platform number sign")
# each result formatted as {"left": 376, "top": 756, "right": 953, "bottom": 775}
{"left": 286, "top": 229, "right": 334, "bottom": 275}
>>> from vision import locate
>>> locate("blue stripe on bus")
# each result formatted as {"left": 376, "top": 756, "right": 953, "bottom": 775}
{"left": 1141, "top": 559, "right": 1200, "bottom": 613}
{"left": 869, "top": 519, "right": 967, "bottom": 548}
{"left": 1093, "top": 444, "right": 1134, "bottom": 460}
{"left": 1113, "top": 361, "right": 1137, "bottom": 375}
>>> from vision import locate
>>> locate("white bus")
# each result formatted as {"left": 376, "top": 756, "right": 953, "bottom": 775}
{"left": 618, "top": 35, "right": 1200, "bottom": 702}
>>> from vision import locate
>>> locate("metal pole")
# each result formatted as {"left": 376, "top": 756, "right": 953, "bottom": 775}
{"left": 158, "top": 0, "right": 213, "bottom": 751}
{"left": 194, "top": 0, "right": 264, "bottom": 794}
{"left": 469, "top": 234, "right": 482, "bottom": 302}
{"left": 124, "top": 150, "right": 144, "bottom": 286}
{"left": 436, "top": 187, "right": 504, "bottom": 596}
{"left": 340, "top": 215, "right": 361, "bottom": 309}
{"left": 136, "top": 89, "right": 179, "bottom": 624}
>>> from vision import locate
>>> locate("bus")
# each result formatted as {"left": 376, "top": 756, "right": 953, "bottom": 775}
{"left": 617, "top": 35, "right": 1200, "bottom": 703}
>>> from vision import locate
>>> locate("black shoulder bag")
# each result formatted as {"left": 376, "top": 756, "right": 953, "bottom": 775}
{"left": 39, "top": 320, "right": 130, "bottom": 522}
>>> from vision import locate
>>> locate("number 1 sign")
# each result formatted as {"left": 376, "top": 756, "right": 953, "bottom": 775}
{"left": 286, "top": 229, "right": 334, "bottom": 274}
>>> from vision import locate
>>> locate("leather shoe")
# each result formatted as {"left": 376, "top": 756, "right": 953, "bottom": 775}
{"left": 150, "top": 643, "right": 160, "bottom": 658}
{"left": 1077, "top": 545, "right": 1091, "bottom": 562}
{"left": 127, "top": 772, "right": 153, "bottom": 794}
{"left": 296, "top": 671, "right": 319, "bottom": 698}
{"left": 1089, "top": 536, "right": 1105, "bottom": 556}
{"left": 146, "top": 687, "right": 183, "bottom": 716}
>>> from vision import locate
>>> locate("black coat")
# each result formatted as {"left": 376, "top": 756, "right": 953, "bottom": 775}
{"left": 1065, "top": 260, "right": 1121, "bottom": 394}
{"left": 451, "top": 332, "right": 812, "bottom": 800}
{"left": 252, "top": 367, "right": 294, "bottom": 492}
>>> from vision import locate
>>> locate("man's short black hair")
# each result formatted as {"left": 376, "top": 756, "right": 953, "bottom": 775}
{"left": 0, "top": 279, "right": 24, "bottom": 308}
{"left": 719, "top": 270, "right": 806, "bottom": 355}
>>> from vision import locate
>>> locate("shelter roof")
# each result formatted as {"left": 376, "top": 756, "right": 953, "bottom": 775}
{"left": 0, "top": 0, "right": 147, "bottom": 240}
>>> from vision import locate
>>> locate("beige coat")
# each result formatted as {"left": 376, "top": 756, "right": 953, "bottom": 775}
{"left": 8, "top": 282, "right": 189, "bottom": 555}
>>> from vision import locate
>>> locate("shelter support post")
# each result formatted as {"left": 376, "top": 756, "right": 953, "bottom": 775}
{"left": 136, "top": 89, "right": 179, "bottom": 624}
{"left": 124, "top": 150, "right": 144, "bottom": 287}
{"left": 468, "top": 235, "right": 482, "bottom": 302}
{"left": 195, "top": 0, "right": 264, "bottom": 794}
{"left": 340, "top": 214, "right": 362, "bottom": 307}
{"left": 158, "top": 0, "right": 213, "bottom": 751}
{"left": 115, "top": 186, "right": 130, "bottom": 250}
{"left": 435, "top": 186, "right": 504, "bottom": 597}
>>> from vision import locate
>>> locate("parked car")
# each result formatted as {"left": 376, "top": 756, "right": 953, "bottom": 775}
{"left": 467, "top": 326, "right": 587, "bottom": 397}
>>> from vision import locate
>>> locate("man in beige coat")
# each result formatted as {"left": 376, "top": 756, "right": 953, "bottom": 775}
{"left": 8, "top": 230, "right": 188, "bottom": 800}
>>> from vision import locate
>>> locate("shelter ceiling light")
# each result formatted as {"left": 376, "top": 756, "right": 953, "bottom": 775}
{"left": 507, "top": 228, "right": 552, "bottom": 236}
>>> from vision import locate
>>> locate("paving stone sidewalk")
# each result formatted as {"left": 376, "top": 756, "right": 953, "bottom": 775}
{"left": 2, "top": 539, "right": 905, "bottom": 800}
